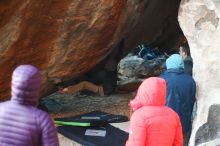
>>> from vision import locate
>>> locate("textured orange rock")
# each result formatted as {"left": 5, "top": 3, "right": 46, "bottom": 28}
{"left": 0, "top": 0, "right": 181, "bottom": 99}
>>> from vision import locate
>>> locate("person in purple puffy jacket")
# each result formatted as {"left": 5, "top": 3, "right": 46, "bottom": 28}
{"left": 0, "top": 65, "right": 59, "bottom": 146}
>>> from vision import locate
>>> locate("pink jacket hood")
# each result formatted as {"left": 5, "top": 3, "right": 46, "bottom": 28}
{"left": 129, "top": 77, "right": 166, "bottom": 111}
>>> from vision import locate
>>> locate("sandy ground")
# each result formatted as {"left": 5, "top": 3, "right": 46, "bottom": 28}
{"left": 41, "top": 91, "right": 134, "bottom": 118}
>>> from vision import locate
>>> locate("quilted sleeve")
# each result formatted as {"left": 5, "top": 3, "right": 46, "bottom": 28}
{"left": 126, "top": 113, "right": 147, "bottom": 146}
{"left": 173, "top": 115, "right": 183, "bottom": 146}
{"left": 38, "top": 111, "right": 59, "bottom": 146}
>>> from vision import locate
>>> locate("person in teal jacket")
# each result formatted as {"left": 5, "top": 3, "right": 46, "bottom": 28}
{"left": 160, "top": 54, "right": 196, "bottom": 146}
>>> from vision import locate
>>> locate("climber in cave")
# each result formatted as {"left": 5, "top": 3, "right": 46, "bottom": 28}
{"left": 160, "top": 54, "right": 196, "bottom": 146}
{"left": 179, "top": 43, "right": 193, "bottom": 76}
{"left": 59, "top": 40, "right": 124, "bottom": 97}
{"left": 58, "top": 56, "right": 117, "bottom": 97}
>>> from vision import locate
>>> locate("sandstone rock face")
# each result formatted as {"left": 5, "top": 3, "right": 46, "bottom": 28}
{"left": 0, "top": 0, "right": 181, "bottom": 100}
{"left": 179, "top": 1, "right": 220, "bottom": 145}
{"left": 0, "top": 0, "right": 127, "bottom": 99}
{"left": 195, "top": 105, "right": 220, "bottom": 145}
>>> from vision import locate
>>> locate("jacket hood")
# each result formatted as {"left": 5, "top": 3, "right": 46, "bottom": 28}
{"left": 129, "top": 77, "right": 166, "bottom": 111}
{"left": 166, "top": 54, "right": 184, "bottom": 69}
{"left": 11, "top": 65, "right": 41, "bottom": 106}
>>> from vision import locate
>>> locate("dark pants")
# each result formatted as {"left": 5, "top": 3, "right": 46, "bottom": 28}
{"left": 184, "top": 127, "right": 192, "bottom": 146}
{"left": 86, "top": 70, "right": 117, "bottom": 95}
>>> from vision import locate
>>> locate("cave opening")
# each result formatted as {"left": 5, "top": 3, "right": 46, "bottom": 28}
{"left": 40, "top": 0, "right": 193, "bottom": 117}
{"left": 114, "top": 0, "right": 195, "bottom": 92}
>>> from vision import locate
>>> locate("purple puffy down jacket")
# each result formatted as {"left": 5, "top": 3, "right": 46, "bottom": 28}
{"left": 0, "top": 65, "right": 59, "bottom": 146}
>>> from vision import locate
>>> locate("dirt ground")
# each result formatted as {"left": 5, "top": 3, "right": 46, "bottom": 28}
{"left": 41, "top": 91, "right": 134, "bottom": 119}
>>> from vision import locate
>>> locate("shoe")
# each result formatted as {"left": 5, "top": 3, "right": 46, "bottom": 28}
{"left": 58, "top": 87, "right": 68, "bottom": 94}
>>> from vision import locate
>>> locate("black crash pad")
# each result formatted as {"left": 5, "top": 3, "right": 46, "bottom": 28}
{"left": 55, "top": 111, "right": 129, "bottom": 146}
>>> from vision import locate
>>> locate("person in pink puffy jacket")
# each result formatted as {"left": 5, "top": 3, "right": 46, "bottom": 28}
{"left": 126, "top": 77, "right": 183, "bottom": 146}
{"left": 0, "top": 65, "right": 59, "bottom": 146}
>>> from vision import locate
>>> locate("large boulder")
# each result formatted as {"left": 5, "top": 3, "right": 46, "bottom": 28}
{"left": 117, "top": 54, "right": 166, "bottom": 80}
{"left": 118, "top": 55, "right": 144, "bottom": 80}
{"left": 179, "top": 0, "right": 220, "bottom": 145}
{"left": 0, "top": 0, "right": 181, "bottom": 100}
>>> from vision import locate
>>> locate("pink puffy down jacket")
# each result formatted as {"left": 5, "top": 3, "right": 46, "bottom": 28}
{"left": 126, "top": 77, "right": 183, "bottom": 146}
